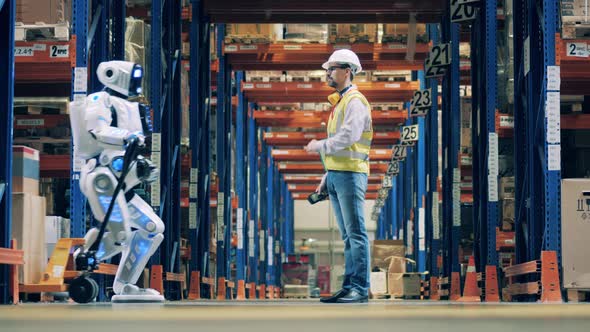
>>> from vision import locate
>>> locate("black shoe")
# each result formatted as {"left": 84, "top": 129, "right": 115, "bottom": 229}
{"left": 319, "top": 288, "right": 349, "bottom": 303}
{"left": 336, "top": 289, "right": 368, "bottom": 303}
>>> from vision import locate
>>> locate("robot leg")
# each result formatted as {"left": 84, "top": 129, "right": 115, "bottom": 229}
{"left": 111, "top": 194, "right": 165, "bottom": 302}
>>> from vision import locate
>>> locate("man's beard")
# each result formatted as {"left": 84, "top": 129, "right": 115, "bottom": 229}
{"left": 327, "top": 79, "right": 337, "bottom": 88}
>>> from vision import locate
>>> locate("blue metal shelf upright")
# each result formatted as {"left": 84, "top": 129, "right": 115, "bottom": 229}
{"left": 512, "top": 0, "right": 561, "bottom": 268}
{"left": 0, "top": 0, "right": 15, "bottom": 305}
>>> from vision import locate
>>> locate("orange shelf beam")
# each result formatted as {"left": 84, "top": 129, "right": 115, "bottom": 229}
{"left": 287, "top": 184, "right": 381, "bottom": 193}
{"left": 561, "top": 114, "right": 590, "bottom": 130}
{"left": 277, "top": 162, "right": 389, "bottom": 174}
{"left": 243, "top": 81, "right": 418, "bottom": 103}
{"left": 15, "top": 39, "right": 76, "bottom": 83}
{"left": 254, "top": 110, "right": 407, "bottom": 127}
{"left": 283, "top": 175, "right": 383, "bottom": 184}
{"left": 292, "top": 192, "right": 378, "bottom": 200}
{"left": 556, "top": 35, "right": 590, "bottom": 95}
{"left": 263, "top": 131, "right": 400, "bottom": 146}
{"left": 271, "top": 149, "right": 392, "bottom": 161}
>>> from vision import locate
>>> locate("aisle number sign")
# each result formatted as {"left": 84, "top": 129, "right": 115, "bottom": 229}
{"left": 451, "top": 0, "right": 479, "bottom": 23}
{"left": 391, "top": 145, "right": 408, "bottom": 160}
{"left": 382, "top": 175, "right": 393, "bottom": 189}
{"left": 567, "top": 42, "right": 589, "bottom": 58}
{"left": 401, "top": 124, "right": 420, "bottom": 142}
{"left": 425, "top": 43, "right": 451, "bottom": 78}
{"left": 410, "top": 88, "right": 432, "bottom": 117}
{"left": 387, "top": 161, "right": 400, "bottom": 175}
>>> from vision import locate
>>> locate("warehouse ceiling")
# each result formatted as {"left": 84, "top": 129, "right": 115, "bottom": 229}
{"left": 203, "top": 0, "right": 446, "bottom": 23}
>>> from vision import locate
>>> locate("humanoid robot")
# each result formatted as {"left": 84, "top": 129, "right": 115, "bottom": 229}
{"left": 69, "top": 61, "right": 165, "bottom": 303}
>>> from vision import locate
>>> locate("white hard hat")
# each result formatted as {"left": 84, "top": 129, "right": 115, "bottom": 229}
{"left": 322, "top": 49, "right": 362, "bottom": 74}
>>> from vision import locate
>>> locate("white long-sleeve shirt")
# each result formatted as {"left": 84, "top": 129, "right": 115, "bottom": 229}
{"left": 320, "top": 86, "right": 371, "bottom": 155}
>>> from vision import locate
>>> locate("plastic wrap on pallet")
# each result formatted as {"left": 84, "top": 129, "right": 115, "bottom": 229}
{"left": 125, "top": 18, "right": 151, "bottom": 100}
{"left": 284, "top": 24, "right": 328, "bottom": 43}
{"left": 382, "top": 23, "right": 428, "bottom": 43}
{"left": 329, "top": 24, "right": 378, "bottom": 43}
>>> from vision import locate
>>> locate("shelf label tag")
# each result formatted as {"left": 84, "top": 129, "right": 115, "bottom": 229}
{"left": 189, "top": 202, "right": 197, "bottom": 229}
{"left": 548, "top": 145, "right": 561, "bottom": 171}
{"left": 49, "top": 45, "right": 69, "bottom": 58}
{"left": 14, "top": 46, "right": 34, "bottom": 56}
{"left": 74, "top": 67, "right": 87, "bottom": 93}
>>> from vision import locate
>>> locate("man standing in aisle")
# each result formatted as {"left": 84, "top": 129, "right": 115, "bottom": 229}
{"left": 305, "top": 49, "right": 372, "bottom": 304}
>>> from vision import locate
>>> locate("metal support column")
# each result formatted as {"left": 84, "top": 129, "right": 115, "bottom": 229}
{"left": 70, "top": 0, "right": 89, "bottom": 239}
{"left": 247, "top": 103, "right": 259, "bottom": 291}
{"left": 110, "top": 0, "right": 126, "bottom": 60}
{"left": 0, "top": 0, "right": 15, "bottom": 305}
{"left": 266, "top": 147, "right": 275, "bottom": 291}
{"left": 426, "top": 23, "right": 440, "bottom": 277}
{"left": 236, "top": 71, "right": 247, "bottom": 287}
{"left": 416, "top": 71, "right": 427, "bottom": 273}
{"left": 89, "top": 0, "right": 108, "bottom": 92}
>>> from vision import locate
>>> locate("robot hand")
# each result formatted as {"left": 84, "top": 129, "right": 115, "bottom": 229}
{"left": 125, "top": 132, "right": 146, "bottom": 147}
{"left": 136, "top": 157, "right": 159, "bottom": 183}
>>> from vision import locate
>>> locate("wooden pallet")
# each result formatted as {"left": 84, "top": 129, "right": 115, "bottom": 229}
{"left": 14, "top": 97, "right": 70, "bottom": 115}
{"left": 15, "top": 22, "right": 70, "bottom": 42}
{"left": 567, "top": 289, "right": 590, "bottom": 302}
{"left": 562, "top": 23, "right": 590, "bottom": 39}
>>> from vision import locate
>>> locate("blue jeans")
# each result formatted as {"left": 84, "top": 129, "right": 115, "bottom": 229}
{"left": 327, "top": 170, "right": 370, "bottom": 296}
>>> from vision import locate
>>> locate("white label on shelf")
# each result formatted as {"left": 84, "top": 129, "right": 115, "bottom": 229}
{"left": 49, "top": 45, "right": 69, "bottom": 58}
{"left": 151, "top": 180, "right": 161, "bottom": 206}
{"left": 237, "top": 208, "right": 244, "bottom": 249}
{"left": 14, "top": 46, "right": 34, "bottom": 56}
{"left": 249, "top": 220, "right": 255, "bottom": 258}
{"left": 284, "top": 44, "right": 302, "bottom": 50}
{"left": 279, "top": 164, "right": 287, "bottom": 169}
{"left": 33, "top": 44, "right": 46, "bottom": 51}
{"left": 73, "top": 149, "right": 84, "bottom": 172}
{"left": 259, "top": 231, "right": 265, "bottom": 260}
{"left": 488, "top": 133, "right": 499, "bottom": 176}
{"left": 189, "top": 183, "right": 197, "bottom": 199}
{"left": 151, "top": 151, "right": 161, "bottom": 169}
{"left": 548, "top": 144, "right": 561, "bottom": 171}
{"left": 297, "top": 84, "right": 313, "bottom": 89}
{"left": 453, "top": 182, "right": 461, "bottom": 226}
{"left": 488, "top": 174, "right": 499, "bottom": 202}
{"left": 190, "top": 168, "right": 198, "bottom": 183}
{"left": 566, "top": 42, "right": 589, "bottom": 58}
{"left": 419, "top": 207, "right": 425, "bottom": 237}
{"left": 73, "top": 94, "right": 86, "bottom": 102}
{"left": 267, "top": 236, "right": 274, "bottom": 266}
{"left": 240, "top": 45, "right": 258, "bottom": 51}
{"left": 16, "top": 118, "right": 44, "bottom": 126}
{"left": 547, "top": 66, "right": 561, "bottom": 91}
{"left": 224, "top": 45, "right": 238, "bottom": 52}
{"left": 334, "top": 44, "right": 351, "bottom": 50}
{"left": 453, "top": 167, "right": 461, "bottom": 184}
{"left": 385, "top": 83, "right": 402, "bottom": 89}
{"left": 256, "top": 84, "right": 272, "bottom": 89}
{"left": 189, "top": 202, "right": 197, "bottom": 229}
{"left": 387, "top": 43, "right": 405, "bottom": 49}
{"left": 524, "top": 37, "right": 530, "bottom": 76}
{"left": 433, "top": 192, "right": 440, "bottom": 239}
{"left": 499, "top": 116, "right": 514, "bottom": 128}
{"left": 74, "top": 67, "right": 87, "bottom": 93}
{"left": 242, "top": 83, "right": 254, "bottom": 89}
{"left": 151, "top": 133, "right": 161, "bottom": 152}
{"left": 419, "top": 238, "right": 426, "bottom": 251}
{"left": 546, "top": 92, "right": 561, "bottom": 144}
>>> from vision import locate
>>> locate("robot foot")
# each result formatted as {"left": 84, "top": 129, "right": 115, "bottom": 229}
{"left": 111, "top": 284, "right": 165, "bottom": 303}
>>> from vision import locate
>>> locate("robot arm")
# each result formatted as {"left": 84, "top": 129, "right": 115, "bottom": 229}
{"left": 85, "top": 93, "right": 145, "bottom": 149}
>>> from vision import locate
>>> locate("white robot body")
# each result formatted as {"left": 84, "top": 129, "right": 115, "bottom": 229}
{"left": 70, "top": 61, "right": 164, "bottom": 302}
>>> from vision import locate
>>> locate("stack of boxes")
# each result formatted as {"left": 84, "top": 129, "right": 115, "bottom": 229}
{"left": 561, "top": 0, "right": 590, "bottom": 39}
{"left": 11, "top": 146, "right": 46, "bottom": 284}
{"left": 284, "top": 24, "right": 328, "bottom": 43}
{"left": 381, "top": 24, "right": 428, "bottom": 43}
{"left": 125, "top": 17, "right": 151, "bottom": 101}
{"left": 225, "top": 24, "right": 277, "bottom": 44}
{"left": 369, "top": 240, "right": 423, "bottom": 299}
{"left": 329, "top": 24, "right": 378, "bottom": 44}
{"left": 16, "top": 0, "right": 70, "bottom": 24}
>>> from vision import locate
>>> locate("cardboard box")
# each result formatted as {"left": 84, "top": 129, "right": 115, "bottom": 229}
{"left": 329, "top": 24, "right": 377, "bottom": 43}
{"left": 370, "top": 271, "right": 388, "bottom": 296}
{"left": 561, "top": 0, "right": 589, "bottom": 23}
{"left": 561, "top": 179, "right": 590, "bottom": 289}
{"left": 461, "top": 128, "right": 472, "bottom": 147}
{"left": 387, "top": 273, "right": 422, "bottom": 297}
{"left": 382, "top": 24, "right": 428, "bottom": 43}
{"left": 12, "top": 193, "right": 47, "bottom": 284}
{"left": 284, "top": 24, "right": 328, "bottom": 43}
{"left": 371, "top": 240, "right": 405, "bottom": 271}
{"left": 12, "top": 145, "right": 39, "bottom": 195}
{"left": 500, "top": 177, "right": 515, "bottom": 199}
{"left": 16, "top": 0, "right": 70, "bottom": 24}
{"left": 225, "top": 24, "right": 275, "bottom": 43}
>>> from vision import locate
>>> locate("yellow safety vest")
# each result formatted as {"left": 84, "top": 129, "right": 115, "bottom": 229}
{"left": 324, "top": 89, "right": 373, "bottom": 174}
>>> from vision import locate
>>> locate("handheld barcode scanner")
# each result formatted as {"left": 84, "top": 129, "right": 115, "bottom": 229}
{"left": 308, "top": 151, "right": 329, "bottom": 204}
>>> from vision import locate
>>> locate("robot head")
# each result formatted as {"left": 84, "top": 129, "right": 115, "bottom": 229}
{"left": 96, "top": 61, "right": 144, "bottom": 97}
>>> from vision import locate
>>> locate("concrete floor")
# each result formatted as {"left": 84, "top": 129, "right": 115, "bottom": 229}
{"left": 1, "top": 300, "right": 590, "bottom": 332}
